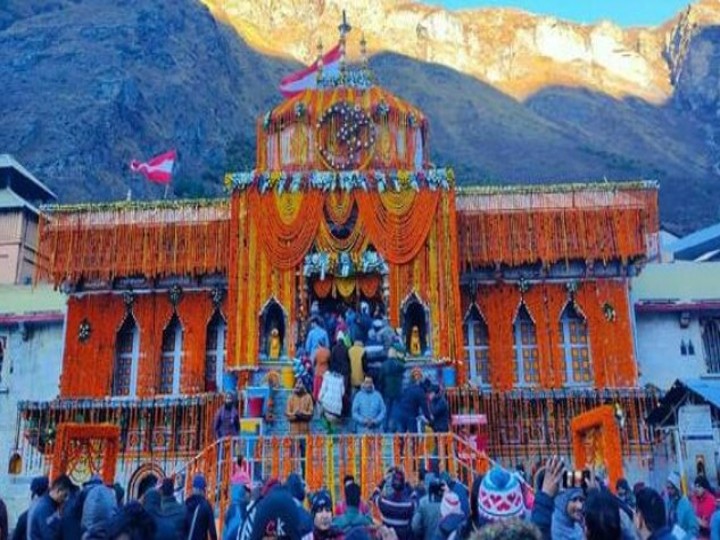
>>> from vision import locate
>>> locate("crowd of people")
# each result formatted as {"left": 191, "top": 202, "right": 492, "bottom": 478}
{"left": 297, "top": 302, "right": 449, "bottom": 436}
{"left": 5, "top": 453, "right": 720, "bottom": 540}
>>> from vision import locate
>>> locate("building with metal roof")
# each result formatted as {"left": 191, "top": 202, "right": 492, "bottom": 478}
{"left": 0, "top": 155, "right": 56, "bottom": 284}
{"left": 633, "top": 259, "right": 720, "bottom": 389}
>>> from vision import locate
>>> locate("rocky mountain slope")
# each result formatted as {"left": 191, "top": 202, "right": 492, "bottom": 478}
{"left": 1, "top": 0, "right": 720, "bottom": 232}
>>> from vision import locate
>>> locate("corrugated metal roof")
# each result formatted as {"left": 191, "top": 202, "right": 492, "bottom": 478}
{"left": 632, "top": 262, "right": 720, "bottom": 304}
{"left": 683, "top": 379, "right": 720, "bottom": 409}
{"left": 0, "top": 284, "right": 66, "bottom": 317}
{"left": 0, "top": 188, "right": 40, "bottom": 214}
{"left": 0, "top": 154, "right": 57, "bottom": 201}
{"left": 647, "top": 378, "right": 720, "bottom": 425}
{"left": 670, "top": 222, "right": 720, "bottom": 261}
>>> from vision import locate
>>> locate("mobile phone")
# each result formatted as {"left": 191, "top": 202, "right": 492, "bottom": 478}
{"left": 562, "top": 470, "right": 588, "bottom": 490}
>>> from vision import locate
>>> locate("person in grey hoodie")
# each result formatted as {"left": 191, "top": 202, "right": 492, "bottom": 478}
{"left": 411, "top": 475, "right": 442, "bottom": 540}
{"left": 551, "top": 488, "right": 585, "bottom": 540}
{"left": 80, "top": 475, "right": 118, "bottom": 539}
{"left": 159, "top": 479, "right": 187, "bottom": 539}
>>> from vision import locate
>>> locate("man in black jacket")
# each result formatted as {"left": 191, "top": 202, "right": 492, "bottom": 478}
{"left": 185, "top": 474, "right": 217, "bottom": 540}
{"left": 28, "top": 475, "right": 73, "bottom": 540}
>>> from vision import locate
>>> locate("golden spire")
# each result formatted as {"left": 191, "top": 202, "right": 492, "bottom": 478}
{"left": 316, "top": 38, "right": 324, "bottom": 80}
{"left": 338, "top": 9, "right": 352, "bottom": 78}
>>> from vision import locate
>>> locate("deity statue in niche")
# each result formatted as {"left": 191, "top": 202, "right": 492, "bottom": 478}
{"left": 410, "top": 326, "right": 422, "bottom": 357}
{"left": 268, "top": 327, "right": 282, "bottom": 360}
{"left": 260, "top": 299, "right": 286, "bottom": 360}
{"left": 582, "top": 427, "right": 607, "bottom": 476}
{"left": 338, "top": 252, "right": 353, "bottom": 278}
{"left": 402, "top": 296, "right": 428, "bottom": 356}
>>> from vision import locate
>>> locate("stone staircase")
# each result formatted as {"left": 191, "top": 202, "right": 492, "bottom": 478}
{"left": 241, "top": 359, "right": 450, "bottom": 437}
{"left": 176, "top": 432, "right": 489, "bottom": 536}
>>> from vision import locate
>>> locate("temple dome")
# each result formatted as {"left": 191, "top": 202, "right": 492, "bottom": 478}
{"left": 255, "top": 82, "right": 430, "bottom": 173}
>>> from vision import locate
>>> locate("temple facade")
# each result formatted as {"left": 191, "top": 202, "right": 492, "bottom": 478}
{"left": 14, "top": 59, "right": 662, "bottom": 496}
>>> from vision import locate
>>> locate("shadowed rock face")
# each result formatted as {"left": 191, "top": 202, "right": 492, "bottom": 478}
{"left": 1, "top": 0, "right": 720, "bottom": 232}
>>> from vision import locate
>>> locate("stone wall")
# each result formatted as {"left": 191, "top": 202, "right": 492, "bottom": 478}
{"left": 0, "top": 320, "right": 64, "bottom": 527}
{"left": 635, "top": 311, "right": 707, "bottom": 389}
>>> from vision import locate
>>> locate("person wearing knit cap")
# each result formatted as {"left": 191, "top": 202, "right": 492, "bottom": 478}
{"left": 311, "top": 490, "right": 343, "bottom": 539}
{"left": 11, "top": 476, "right": 49, "bottom": 540}
{"left": 472, "top": 519, "right": 542, "bottom": 540}
{"left": 477, "top": 467, "right": 526, "bottom": 523}
{"left": 373, "top": 469, "right": 416, "bottom": 540}
{"left": 185, "top": 474, "right": 217, "bottom": 540}
{"left": 665, "top": 472, "right": 699, "bottom": 538}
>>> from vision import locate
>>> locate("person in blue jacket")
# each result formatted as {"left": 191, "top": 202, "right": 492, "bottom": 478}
{"left": 392, "top": 369, "right": 431, "bottom": 433}
{"left": 665, "top": 472, "right": 699, "bottom": 538}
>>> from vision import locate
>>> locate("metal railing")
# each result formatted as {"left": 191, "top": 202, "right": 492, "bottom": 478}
{"left": 446, "top": 387, "right": 661, "bottom": 463}
{"left": 15, "top": 394, "right": 224, "bottom": 474}
{"left": 175, "top": 432, "right": 490, "bottom": 532}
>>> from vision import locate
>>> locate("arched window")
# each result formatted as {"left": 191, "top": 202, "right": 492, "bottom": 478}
{"left": 464, "top": 305, "right": 490, "bottom": 386}
{"left": 112, "top": 316, "right": 139, "bottom": 396}
{"left": 513, "top": 305, "right": 539, "bottom": 387}
{"left": 159, "top": 315, "right": 183, "bottom": 395}
{"left": 205, "top": 311, "right": 226, "bottom": 392}
{"left": 559, "top": 303, "right": 592, "bottom": 385}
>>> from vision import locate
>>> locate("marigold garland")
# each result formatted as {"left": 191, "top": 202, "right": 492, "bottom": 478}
{"left": 60, "top": 291, "right": 227, "bottom": 398}
{"left": 471, "top": 280, "right": 636, "bottom": 391}
{"left": 456, "top": 186, "right": 659, "bottom": 269}
{"left": 52, "top": 423, "right": 120, "bottom": 485}
{"left": 256, "top": 87, "right": 429, "bottom": 172}
{"left": 571, "top": 406, "right": 623, "bottom": 492}
{"left": 61, "top": 295, "right": 126, "bottom": 397}
{"left": 248, "top": 189, "right": 324, "bottom": 270}
{"left": 356, "top": 190, "right": 440, "bottom": 265}
{"left": 37, "top": 202, "right": 229, "bottom": 286}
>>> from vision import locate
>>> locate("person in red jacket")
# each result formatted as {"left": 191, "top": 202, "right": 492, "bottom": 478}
{"left": 692, "top": 476, "right": 715, "bottom": 539}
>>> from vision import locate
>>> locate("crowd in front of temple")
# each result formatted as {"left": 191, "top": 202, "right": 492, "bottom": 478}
{"left": 287, "top": 301, "right": 449, "bottom": 436}
{"left": 5, "top": 454, "right": 720, "bottom": 540}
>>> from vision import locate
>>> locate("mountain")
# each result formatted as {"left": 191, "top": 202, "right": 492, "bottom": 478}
{"left": 1, "top": 0, "right": 719, "bottom": 232}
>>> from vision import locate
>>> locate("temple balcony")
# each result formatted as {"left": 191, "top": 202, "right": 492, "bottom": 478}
{"left": 13, "top": 393, "right": 224, "bottom": 475}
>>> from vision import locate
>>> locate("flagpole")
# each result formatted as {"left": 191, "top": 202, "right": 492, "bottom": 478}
{"left": 163, "top": 183, "right": 170, "bottom": 200}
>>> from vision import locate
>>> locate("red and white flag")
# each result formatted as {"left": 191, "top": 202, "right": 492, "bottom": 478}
{"left": 129, "top": 149, "right": 177, "bottom": 184}
{"left": 279, "top": 43, "right": 342, "bottom": 98}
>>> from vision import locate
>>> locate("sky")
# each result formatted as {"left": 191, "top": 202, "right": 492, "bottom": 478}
{"left": 436, "top": 0, "right": 694, "bottom": 27}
